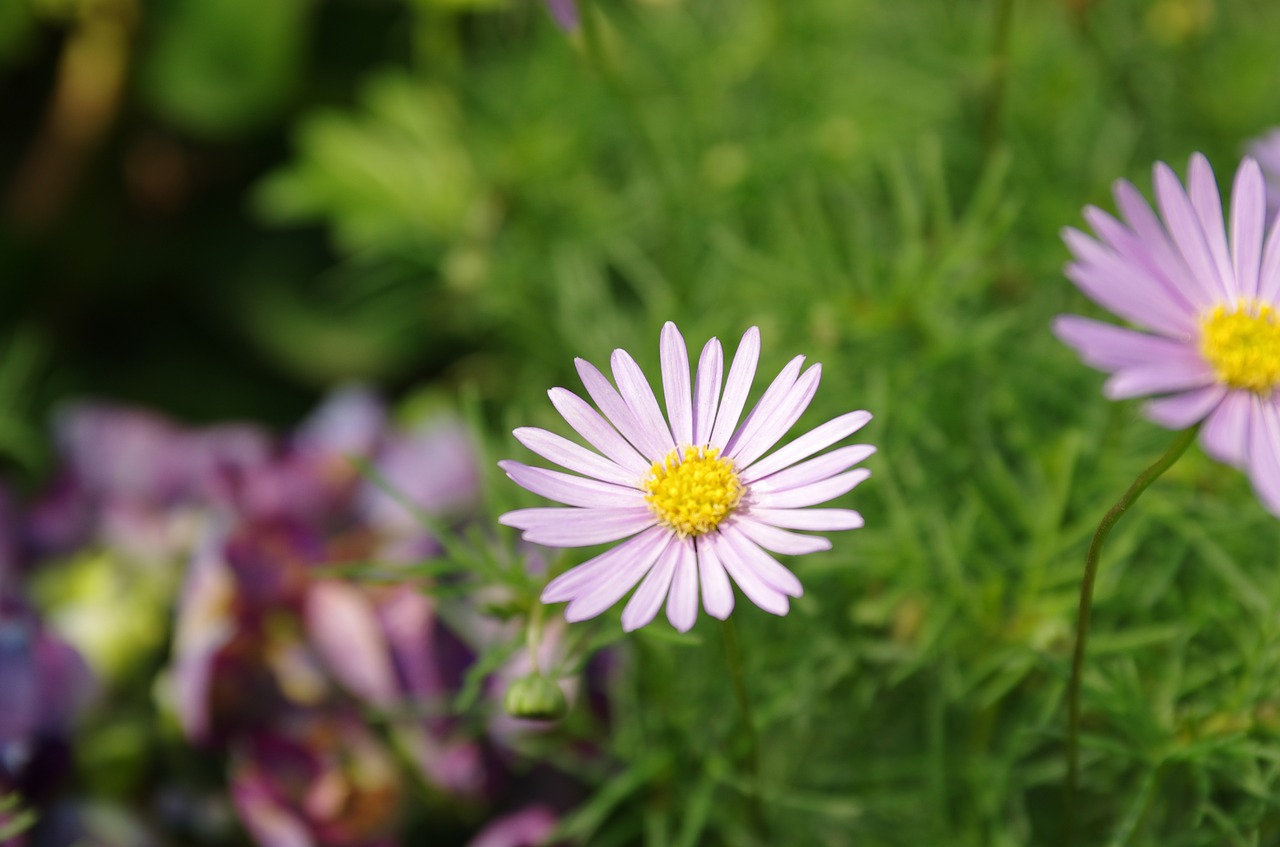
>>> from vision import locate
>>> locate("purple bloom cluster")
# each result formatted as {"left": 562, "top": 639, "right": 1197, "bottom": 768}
{"left": 1, "top": 388, "right": 571, "bottom": 847}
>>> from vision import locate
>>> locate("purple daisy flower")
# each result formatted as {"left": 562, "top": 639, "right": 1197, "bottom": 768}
{"left": 500, "top": 323, "right": 874, "bottom": 632}
{"left": 1054, "top": 154, "right": 1280, "bottom": 514}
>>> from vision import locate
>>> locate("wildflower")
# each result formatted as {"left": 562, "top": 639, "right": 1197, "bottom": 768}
{"left": 501, "top": 323, "right": 873, "bottom": 632}
{"left": 1054, "top": 154, "right": 1280, "bottom": 514}
{"left": 543, "top": 0, "right": 579, "bottom": 31}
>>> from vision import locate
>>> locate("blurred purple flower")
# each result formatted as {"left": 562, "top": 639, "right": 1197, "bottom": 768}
{"left": 358, "top": 418, "right": 481, "bottom": 560}
{"left": 0, "top": 596, "right": 95, "bottom": 804}
{"left": 230, "top": 715, "right": 401, "bottom": 847}
{"left": 543, "top": 0, "right": 579, "bottom": 31}
{"left": 1248, "top": 128, "right": 1280, "bottom": 222}
{"left": 467, "top": 806, "right": 558, "bottom": 847}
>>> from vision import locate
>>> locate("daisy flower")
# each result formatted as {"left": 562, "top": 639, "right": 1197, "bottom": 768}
{"left": 1053, "top": 153, "right": 1280, "bottom": 514}
{"left": 499, "top": 323, "right": 873, "bottom": 632}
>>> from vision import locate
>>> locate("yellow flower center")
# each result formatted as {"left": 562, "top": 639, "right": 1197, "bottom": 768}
{"left": 642, "top": 446, "right": 743, "bottom": 538}
{"left": 1200, "top": 301, "right": 1280, "bottom": 393}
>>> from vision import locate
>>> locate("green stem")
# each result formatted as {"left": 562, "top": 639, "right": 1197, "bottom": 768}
{"left": 1063, "top": 425, "right": 1197, "bottom": 845}
{"left": 721, "top": 618, "right": 769, "bottom": 840}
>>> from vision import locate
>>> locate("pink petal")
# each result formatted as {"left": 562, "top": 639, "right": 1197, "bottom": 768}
{"left": 513, "top": 426, "right": 640, "bottom": 487}
{"left": 564, "top": 530, "right": 675, "bottom": 622}
{"left": 500, "top": 506, "right": 655, "bottom": 547}
{"left": 732, "top": 516, "right": 832, "bottom": 555}
{"left": 748, "top": 444, "right": 876, "bottom": 493}
{"left": 1258, "top": 210, "right": 1280, "bottom": 303}
{"left": 730, "top": 363, "right": 823, "bottom": 469}
{"left": 708, "top": 327, "right": 761, "bottom": 448}
{"left": 548, "top": 388, "right": 649, "bottom": 475}
{"left": 611, "top": 349, "right": 676, "bottom": 457}
{"left": 573, "top": 356, "right": 664, "bottom": 459}
{"left": 723, "top": 355, "right": 804, "bottom": 459}
{"left": 706, "top": 532, "right": 789, "bottom": 616}
{"left": 1231, "top": 158, "right": 1266, "bottom": 300}
{"left": 1082, "top": 205, "right": 1195, "bottom": 317}
{"left": 1062, "top": 238, "right": 1195, "bottom": 337}
{"left": 1247, "top": 397, "right": 1280, "bottom": 517}
{"left": 719, "top": 525, "right": 804, "bottom": 597}
{"left": 1200, "top": 389, "right": 1252, "bottom": 468}
{"left": 1113, "top": 179, "right": 1216, "bottom": 311}
{"left": 1143, "top": 384, "right": 1227, "bottom": 429}
{"left": 1187, "top": 153, "right": 1238, "bottom": 301}
{"left": 756, "top": 468, "right": 871, "bottom": 509}
{"left": 1102, "top": 358, "right": 1216, "bottom": 400}
{"left": 660, "top": 322, "right": 694, "bottom": 446}
{"left": 696, "top": 535, "right": 735, "bottom": 620}
{"left": 620, "top": 545, "right": 678, "bottom": 631}
{"left": 542, "top": 525, "right": 669, "bottom": 603}
{"left": 740, "top": 410, "right": 872, "bottom": 483}
{"left": 692, "top": 338, "right": 724, "bottom": 446}
{"left": 1154, "top": 160, "right": 1231, "bottom": 304}
{"left": 498, "top": 460, "right": 644, "bottom": 508}
{"left": 1052, "top": 315, "right": 1194, "bottom": 371}
{"left": 665, "top": 539, "right": 699, "bottom": 632}
{"left": 747, "top": 507, "right": 865, "bottom": 531}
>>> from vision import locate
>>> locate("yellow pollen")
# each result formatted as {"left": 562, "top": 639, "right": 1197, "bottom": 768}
{"left": 1200, "top": 301, "right": 1280, "bottom": 393}
{"left": 643, "top": 446, "right": 743, "bottom": 538}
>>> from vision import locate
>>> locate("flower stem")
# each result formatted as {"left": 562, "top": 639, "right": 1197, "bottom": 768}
{"left": 721, "top": 618, "right": 769, "bottom": 840}
{"left": 1063, "top": 425, "right": 1197, "bottom": 845}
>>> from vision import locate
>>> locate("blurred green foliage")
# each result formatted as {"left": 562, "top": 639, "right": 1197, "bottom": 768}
{"left": 5, "top": 0, "right": 1280, "bottom": 845}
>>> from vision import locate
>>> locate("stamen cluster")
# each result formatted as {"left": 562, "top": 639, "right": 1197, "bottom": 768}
{"left": 1200, "top": 301, "right": 1280, "bottom": 393}
{"left": 643, "top": 446, "right": 743, "bottom": 538}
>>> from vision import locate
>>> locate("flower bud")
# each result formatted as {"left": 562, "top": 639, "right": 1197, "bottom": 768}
{"left": 503, "top": 673, "right": 567, "bottom": 721}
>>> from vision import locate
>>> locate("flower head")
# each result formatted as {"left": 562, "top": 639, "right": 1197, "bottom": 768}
{"left": 1054, "top": 153, "right": 1280, "bottom": 514}
{"left": 500, "top": 323, "right": 874, "bottom": 632}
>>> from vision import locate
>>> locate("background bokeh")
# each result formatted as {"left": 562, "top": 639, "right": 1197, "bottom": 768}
{"left": 4, "top": 0, "right": 1280, "bottom": 845}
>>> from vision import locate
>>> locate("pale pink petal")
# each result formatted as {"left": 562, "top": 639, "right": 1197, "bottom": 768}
{"left": 542, "top": 526, "right": 669, "bottom": 603}
{"left": 708, "top": 327, "right": 761, "bottom": 448}
{"left": 723, "top": 355, "right": 804, "bottom": 459}
{"left": 749, "top": 444, "right": 875, "bottom": 493}
{"left": 1082, "top": 205, "right": 1196, "bottom": 316}
{"left": 513, "top": 427, "right": 640, "bottom": 487}
{"left": 1200, "top": 389, "right": 1252, "bottom": 468}
{"left": 692, "top": 338, "right": 724, "bottom": 446}
{"left": 705, "top": 531, "right": 789, "bottom": 616}
{"left": 1052, "top": 315, "right": 1195, "bottom": 372}
{"left": 730, "top": 363, "right": 822, "bottom": 468}
{"left": 740, "top": 410, "right": 872, "bottom": 483}
{"left": 548, "top": 388, "right": 649, "bottom": 474}
{"left": 696, "top": 535, "right": 734, "bottom": 620}
{"left": 665, "top": 539, "right": 699, "bottom": 632}
{"left": 1102, "top": 359, "right": 1216, "bottom": 400}
{"left": 620, "top": 545, "right": 678, "bottom": 631}
{"left": 500, "top": 506, "right": 654, "bottom": 547}
{"left": 573, "top": 361, "right": 669, "bottom": 462}
{"left": 732, "top": 516, "right": 832, "bottom": 555}
{"left": 1143, "top": 384, "right": 1227, "bottom": 429}
{"left": 564, "top": 531, "right": 675, "bottom": 622}
{"left": 1187, "top": 153, "right": 1238, "bottom": 301}
{"left": 719, "top": 525, "right": 804, "bottom": 597}
{"left": 748, "top": 507, "right": 865, "bottom": 531}
{"left": 1062, "top": 236, "right": 1195, "bottom": 337}
{"left": 1154, "top": 160, "right": 1231, "bottom": 303}
{"left": 1114, "top": 179, "right": 1216, "bottom": 311}
{"left": 660, "top": 322, "right": 694, "bottom": 446}
{"left": 1258, "top": 212, "right": 1280, "bottom": 303}
{"left": 1247, "top": 398, "right": 1280, "bottom": 517}
{"left": 611, "top": 349, "right": 676, "bottom": 457}
{"left": 1231, "top": 158, "right": 1266, "bottom": 300}
{"left": 756, "top": 468, "right": 871, "bottom": 509}
{"left": 498, "top": 461, "right": 644, "bottom": 508}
